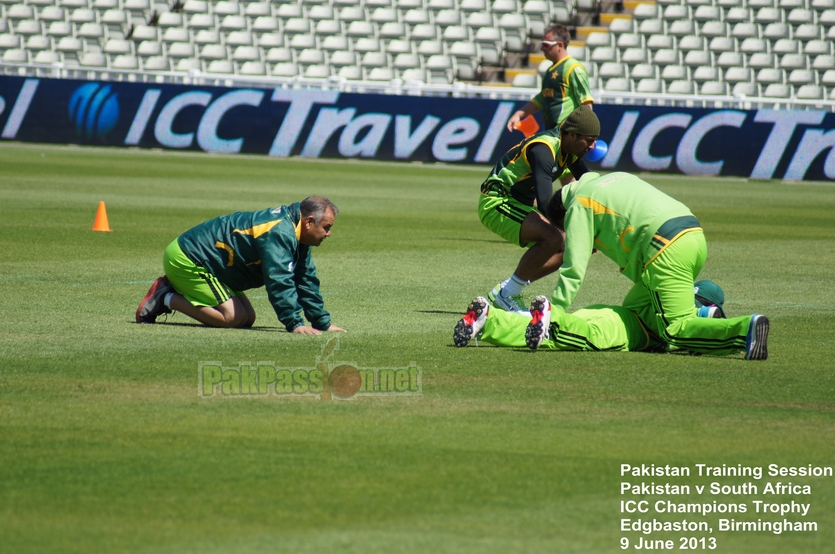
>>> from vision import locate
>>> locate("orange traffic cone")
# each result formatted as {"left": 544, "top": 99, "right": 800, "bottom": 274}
{"left": 515, "top": 115, "right": 540, "bottom": 138}
{"left": 92, "top": 201, "right": 112, "bottom": 232}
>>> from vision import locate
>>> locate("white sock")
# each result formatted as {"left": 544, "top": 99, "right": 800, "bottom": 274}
{"left": 163, "top": 292, "right": 174, "bottom": 309}
{"left": 500, "top": 274, "right": 529, "bottom": 297}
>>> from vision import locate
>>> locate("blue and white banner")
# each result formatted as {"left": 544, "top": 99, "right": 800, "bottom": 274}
{"left": 1, "top": 76, "right": 834, "bottom": 180}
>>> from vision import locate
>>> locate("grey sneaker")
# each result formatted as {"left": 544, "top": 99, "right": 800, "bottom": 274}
{"left": 136, "top": 276, "right": 173, "bottom": 324}
{"left": 487, "top": 283, "right": 528, "bottom": 315}
{"left": 525, "top": 296, "right": 552, "bottom": 350}
{"left": 453, "top": 297, "right": 489, "bottom": 347}
{"left": 744, "top": 315, "right": 769, "bottom": 360}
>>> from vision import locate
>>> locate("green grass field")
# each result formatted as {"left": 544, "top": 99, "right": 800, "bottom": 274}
{"left": 1, "top": 143, "right": 834, "bottom": 554}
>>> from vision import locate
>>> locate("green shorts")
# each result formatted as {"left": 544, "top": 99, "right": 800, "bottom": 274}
{"left": 163, "top": 239, "right": 242, "bottom": 307}
{"left": 478, "top": 193, "right": 537, "bottom": 248}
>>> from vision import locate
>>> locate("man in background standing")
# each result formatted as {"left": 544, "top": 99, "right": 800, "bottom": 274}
{"left": 506, "top": 24, "right": 594, "bottom": 133}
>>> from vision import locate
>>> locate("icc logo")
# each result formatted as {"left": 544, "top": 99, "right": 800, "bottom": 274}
{"left": 68, "top": 83, "right": 119, "bottom": 141}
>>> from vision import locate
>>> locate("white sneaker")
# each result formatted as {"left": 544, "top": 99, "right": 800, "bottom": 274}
{"left": 525, "top": 296, "right": 552, "bottom": 350}
{"left": 488, "top": 283, "right": 528, "bottom": 315}
{"left": 453, "top": 297, "right": 490, "bottom": 347}
{"left": 744, "top": 315, "right": 769, "bottom": 360}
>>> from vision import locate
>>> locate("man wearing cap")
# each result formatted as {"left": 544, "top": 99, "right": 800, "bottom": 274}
{"left": 479, "top": 105, "right": 600, "bottom": 314}
{"left": 452, "top": 280, "right": 726, "bottom": 351}
{"left": 532, "top": 171, "right": 769, "bottom": 360}
{"left": 506, "top": 24, "right": 594, "bottom": 134}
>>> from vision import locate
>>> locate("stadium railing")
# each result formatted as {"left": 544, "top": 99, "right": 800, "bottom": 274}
{"left": 2, "top": 60, "right": 835, "bottom": 111}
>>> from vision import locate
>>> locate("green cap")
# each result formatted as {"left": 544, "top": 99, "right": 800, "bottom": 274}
{"left": 560, "top": 105, "right": 600, "bottom": 137}
{"left": 694, "top": 280, "right": 725, "bottom": 317}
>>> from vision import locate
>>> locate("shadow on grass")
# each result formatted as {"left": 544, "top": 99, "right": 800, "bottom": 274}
{"left": 416, "top": 310, "right": 462, "bottom": 315}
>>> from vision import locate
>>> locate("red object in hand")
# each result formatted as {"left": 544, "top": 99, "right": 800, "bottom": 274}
{"left": 515, "top": 115, "right": 540, "bottom": 138}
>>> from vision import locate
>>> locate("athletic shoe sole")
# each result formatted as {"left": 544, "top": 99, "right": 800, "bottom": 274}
{"left": 744, "top": 315, "right": 769, "bottom": 360}
{"left": 453, "top": 297, "right": 489, "bottom": 347}
{"left": 525, "top": 295, "right": 551, "bottom": 350}
{"left": 136, "top": 276, "right": 173, "bottom": 324}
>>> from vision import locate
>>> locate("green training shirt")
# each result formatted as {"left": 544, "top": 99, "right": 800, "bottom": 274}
{"left": 481, "top": 128, "right": 582, "bottom": 206}
{"left": 532, "top": 55, "right": 594, "bottom": 130}
{"left": 177, "top": 203, "right": 330, "bottom": 332}
{"left": 552, "top": 172, "right": 701, "bottom": 311}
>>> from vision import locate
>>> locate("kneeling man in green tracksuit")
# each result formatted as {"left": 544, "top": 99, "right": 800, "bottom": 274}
{"left": 531, "top": 171, "right": 768, "bottom": 359}
{"left": 136, "top": 196, "right": 345, "bottom": 335}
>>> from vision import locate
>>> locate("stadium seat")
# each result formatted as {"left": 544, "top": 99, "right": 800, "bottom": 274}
{"left": 298, "top": 48, "right": 325, "bottom": 65}
{"left": 748, "top": 52, "right": 776, "bottom": 68}
{"left": 354, "top": 37, "right": 382, "bottom": 53}
{"left": 795, "top": 84, "right": 825, "bottom": 98}
{"left": 788, "top": 68, "right": 817, "bottom": 84}
{"left": 284, "top": 18, "right": 312, "bottom": 36}
{"left": 103, "top": 39, "right": 132, "bottom": 55}
{"left": 604, "top": 77, "right": 632, "bottom": 92}
{"left": 136, "top": 40, "right": 162, "bottom": 57}
{"left": 231, "top": 46, "right": 259, "bottom": 62}
{"left": 129, "top": 25, "right": 158, "bottom": 42}
{"left": 813, "top": 54, "right": 835, "bottom": 70}
{"left": 763, "top": 83, "right": 792, "bottom": 97}
{"left": 338, "top": 65, "right": 362, "bottom": 79}
{"left": 700, "top": 21, "right": 730, "bottom": 38}
{"left": 329, "top": 50, "right": 356, "bottom": 68}
{"left": 2, "top": 48, "right": 28, "bottom": 62}
{"left": 379, "top": 22, "right": 407, "bottom": 39}
{"left": 112, "top": 54, "right": 139, "bottom": 69}
{"left": 684, "top": 50, "right": 711, "bottom": 69}
{"left": 598, "top": 61, "right": 627, "bottom": 78}
{"left": 239, "top": 61, "right": 267, "bottom": 75}
{"left": 460, "top": 0, "right": 487, "bottom": 12}
{"left": 731, "top": 22, "right": 760, "bottom": 39}
{"left": 805, "top": 40, "right": 832, "bottom": 56}
{"left": 590, "top": 46, "right": 617, "bottom": 64}
{"left": 314, "top": 20, "right": 342, "bottom": 36}
{"left": 787, "top": 8, "right": 814, "bottom": 24}
{"left": 34, "top": 50, "right": 61, "bottom": 63}
{"left": 653, "top": 48, "right": 680, "bottom": 66}
{"left": 608, "top": 18, "right": 635, "bottom": 34}
{"left": 700, "top": 81, "right": 729, "bottom": 95}
{"left": 724, "top": 66, "right": 755, "bottom": 83}
{"left": 663, "top": 5, "right": 690, "bottom": 21}
{"left": 755, "top": 7, "right": 783, "bottom": 23}
{"left": 26, "top": 35, "right": 51, "bottom": 51}
{"left": 740, "top": 38, "right": 769, "bottom": 54}
{"left": 724, "top": 7, "right": 751, "bottom": 23}
{"left": 668, "top": 20, "right": 697, "bottom": 37}
{"left": 258, "top": 34, "right": 285, "bottom": 49}
{"left": 194, "top": 29, "right": 221, "bottom": 45}
{"left": 79, "top": 51, "right": 106, "bottom": 66}
{"left": 638, "top": 19, "right": 664, "bottom": 35}
{"left": 162, "top": 28, "right": 190, "bottom": 45}
{"left": 757, "top": 67, "right": 786, "bottom": 83}
{"left": 417, "top": 40, "right": 444, "bottom": 56}
{"left": 411, "top": 23, "right": 439, "bottom": 40}
{"left": 406, "top": 9, "right": 433, "bottom": 25}
{"left": 265, "top": 47, "right": 292, "bottom": 62}
{"left": 386, "top": 39, "right": 413, "bottom": 54}
{"left": 245, "top": 3, "right": 271, "bottom": 17}
{"left": 585, "top": 32, "right": 612, "bottom": 48}
{"left": 367, "top": 66, "right": 395, "bottom": 80}
{"left": 636, "top": 78, "right": 664, "bottom": 93}
{"left": 272, "top": 62, "right": 299, "bottom": 77}
{"left": 695, "top": 6, "right": 722, "bottom": 22}
{"left": 678, "top": 35, "right": 706, "bottom": 52}
{"left": 708, "top": 36, "right": 736, "bottom": 53}
{"left": 168, "top": 42, "right": 195, "bottom": 59}
{"left": 630, "top": 63, "right": 658, "bottom": 80}
{"left": 277, "top": 4, "right": 303, "bottom": 18}
{"left": 732, "top": 81, "right": 761, "bottom": 97}
{"left": 716, "top": 51, "right": 745, "bottom": 69}
{"left": 511, "top": 72, "right": 537, "bottom": 87}
{"left": 621, "top": 47, "right": 649, "bottom": 65}
{"left": 158, "top": 13, "right": 185, "bottom": 28}
{"left": 566, "top": 44, "right": 588, "bottom": 61}
{"left": 39, "top": 6, "right": 66, "bottom": 22}
{"left": 773, "top": 38, "right": 800, "bottom": 54}
{"left": 289, "top": 34, "right": 316, "bottom": 49}
{"left": 780, "top": 53, "right": 807, "bottom": 69}
{"left": 632, "top": 3, "right": 659, "bottom": 20}
{"left": 15, "top": 20, "right": 43, "bottom": 36}
{"left": 646, "top": 34, "right": 674, "bottom": 51}
{"left": 667, "top": 79, "right": 696, "bottom": 94}
{"left": 763, "top": 22, "right": 791, "bottom": 38}
{"left": 616, "top": 33, "right": 643, "bottom": 49}
{"left": 303, "top": 64, "right": 329, "bottom": 78}
{"left": 661, "top": 64, "right": 689, "bottom": 82}
{"left": 143, "top": 56, "right": 170, "bottom": 71}
{"left": 400, "top": 67, "right": 427, "bottom": 82}
{"left": 693, "top": 65, "right": 721, "bottom": 83}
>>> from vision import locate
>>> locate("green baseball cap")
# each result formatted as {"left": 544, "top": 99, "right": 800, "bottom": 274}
{"left": 694, "top": 280, "right": 725, "bottom": 317}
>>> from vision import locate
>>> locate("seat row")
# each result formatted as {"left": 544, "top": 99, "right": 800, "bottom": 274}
{"left": 598, "top": 77, "right": 832, "bottom": 101}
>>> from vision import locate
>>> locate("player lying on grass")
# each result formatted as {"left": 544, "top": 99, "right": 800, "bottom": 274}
{"left": 136, "top": 196, "right": 346, "bottom": 335}
{"left": 453, "top": 280, "right": 728, "bottom": 353}
{"left": 479, "top": 105, "right": 600, "bottom": 314}
{"left": 544, "top": 171, "right": 768, "bottom": 360}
